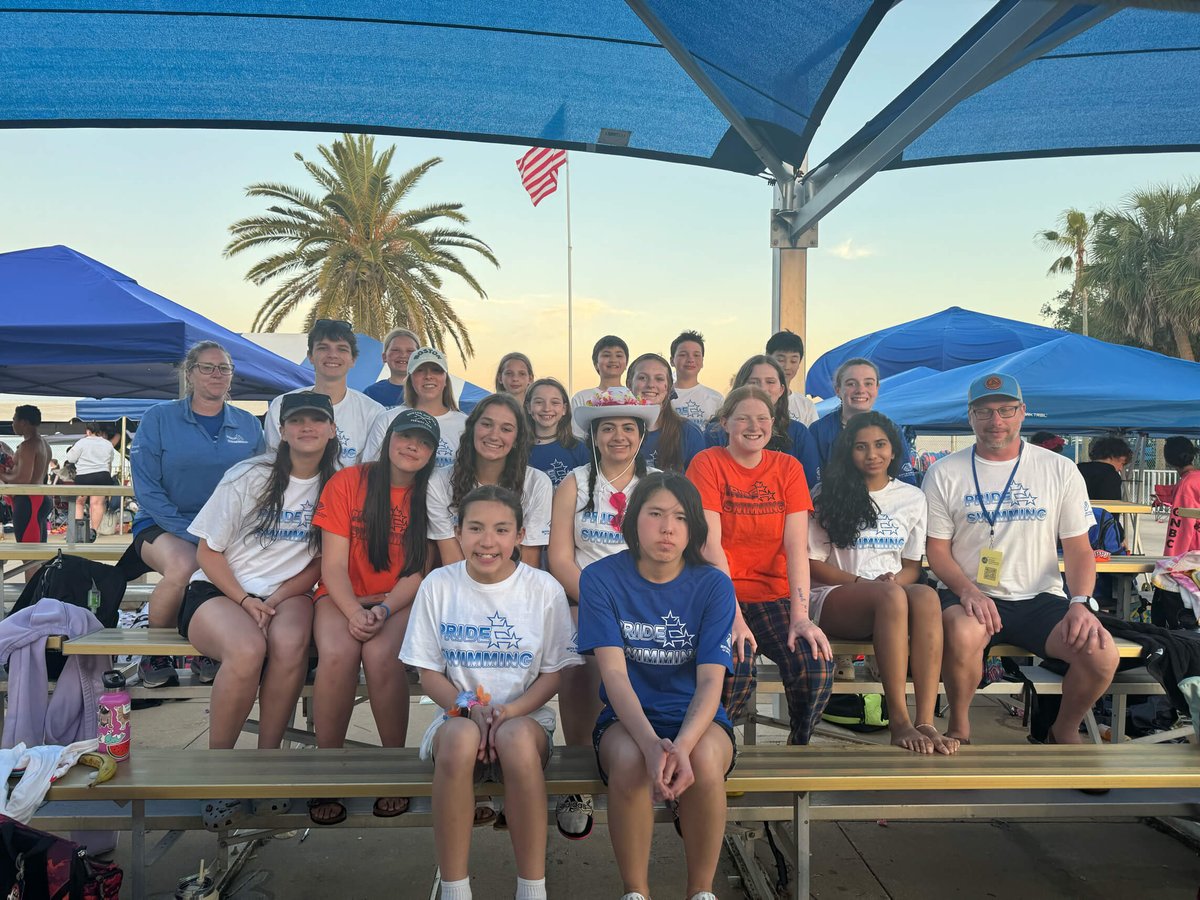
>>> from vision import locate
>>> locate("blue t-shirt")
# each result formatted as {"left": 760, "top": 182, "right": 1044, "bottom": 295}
{"left": 529, "top": 439, "right": 589, "bottom": 488}
{"left": 193, "top": 410, "right": 224, "bottom": 440}
{"left": 809, "top": 408, "right": 918, "bottom": 486}
{"left": 640, "top": 422, "right": 705, "bottom": 473}
{"left": 577, "top": 551, "right": 736, "bottom": 733}
{"left": 363, "top": 380, "right": 405, "bottom": 408}
{"left": 703, "top": 419, "right": 820, "bottom": 489}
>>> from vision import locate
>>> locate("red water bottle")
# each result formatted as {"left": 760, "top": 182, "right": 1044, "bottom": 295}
{"left": 97, "top": 670, "right": 131, "bottom": 761}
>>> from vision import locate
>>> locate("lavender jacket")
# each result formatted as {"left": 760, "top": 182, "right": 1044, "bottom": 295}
{"left": 0, "top": 599, "right": 107, "bottom": 748}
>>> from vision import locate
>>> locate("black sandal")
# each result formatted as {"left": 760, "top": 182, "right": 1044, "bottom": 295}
{"left": 307, "top": 798, "right": 347, "bottom": 826}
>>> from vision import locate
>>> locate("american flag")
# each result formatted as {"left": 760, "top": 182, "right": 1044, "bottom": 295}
{"left": 516, "top": 147, "right": 567, "bottom": 206}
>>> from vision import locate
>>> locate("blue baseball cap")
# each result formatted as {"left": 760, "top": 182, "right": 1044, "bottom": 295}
{"left": 968, "top": 373, "right": 1023, "bottom": 405}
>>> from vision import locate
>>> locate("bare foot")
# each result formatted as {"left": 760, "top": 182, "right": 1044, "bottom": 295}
{"left": 915, "top": 723, "right": 960, "bottom": 755}
{"left": 890, "top": 722, "right": 935, "bottom": 754}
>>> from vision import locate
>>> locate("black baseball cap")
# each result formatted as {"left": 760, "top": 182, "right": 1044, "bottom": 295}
{"left": 279, "top": 391, "right": 335, "bottom": 423}
{"left": 389, "top": 408, "right": 441, "bottom": 443}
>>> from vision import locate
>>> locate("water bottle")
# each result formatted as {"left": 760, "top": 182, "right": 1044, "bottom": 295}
{"left": 97, "top": 670, "right": 131, "bottom": 761}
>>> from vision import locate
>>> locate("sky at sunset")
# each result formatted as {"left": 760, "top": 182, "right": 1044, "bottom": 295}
{"left": 2, "top": 1, "right": 1197, "bottom": 419}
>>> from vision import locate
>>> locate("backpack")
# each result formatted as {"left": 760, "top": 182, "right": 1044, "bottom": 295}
{"left": 0, "top": 815, "right": 122, "bottom": 899}
{"left": 1088, "top": 508, "right": 1125, "bottom": 554}
{"left": 821, "top": 693, "right": 889, "bottom": 732}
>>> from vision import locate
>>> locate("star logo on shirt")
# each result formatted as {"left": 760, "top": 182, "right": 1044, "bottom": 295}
{"left": 719, "top": 632, "right": 733, "bottom": 658}
{"left": 298, "top": 500, "right": 315, "bottom": 525}
{"left": 548, "top": 459, "right": 571, "bottom": 486}
{"left": 676, "top": 399, "right": 705, "bottom": 424}
{"left": 874, "top": 513, "right": 900, "bottom": 537}
{"left": 390, "top": 505, "right": 410, "bottom": 536}
{"left": 1009, "top": 482, "right": 1038, "bottom": 508}
{"left": 660, "top": 612, "right": 694, "bottom": 649}
{"left": 567, "top": 627, "right": 578, "bottom": 655}
{"left": 750, "top": 481, "right": 776, "bottom": 502}
{"left": 487, "top": 612, "right": 522, "bottom": 649}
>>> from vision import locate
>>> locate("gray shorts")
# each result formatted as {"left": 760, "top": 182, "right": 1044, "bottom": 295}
{"left": 423, "top": 709, "right": 555, "bottom": 783}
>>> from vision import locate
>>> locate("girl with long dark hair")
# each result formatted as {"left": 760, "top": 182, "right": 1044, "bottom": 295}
{"left": 525, "top": 378, "right": 588, "bottom": 488}
{"left": 704, "top": 355, "right": 819, "bottom": 488}
{"left": 307, "top": 409, "right": 440, "bottom": 825}
{"left": 809, "top": 412, "right": 955, "bottom": 755}
{"left": 427, "top": 393, "right": 553, "bottom": 566}
{"left": 180, "top": 392, "right": 339, "bottom": 830}
{"left": 626, "top": 353, "right": 705, "bottom": 473}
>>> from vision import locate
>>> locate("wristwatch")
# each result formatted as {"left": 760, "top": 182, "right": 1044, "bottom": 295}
{"left": 1069, "top": 595, "right": 1100, "bottom": 613}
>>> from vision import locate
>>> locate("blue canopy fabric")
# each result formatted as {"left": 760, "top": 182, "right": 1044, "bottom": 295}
{"left": 0, "top": 0, "right": 889, "bottom": 176}
{"left": 806, "top": 306, "right": 1065, "bottom": 399}
{"left": 74, "top": 399, "right": 160, "bottom": 421}
{"left": 813, "top": 365, "right": 938, "bottom": 417}
{"left": 0, "top": 245, "right": 313, "bottom": 400}
{"left": 890, "top": 7, "right": 1200, "bottom": 169}
{"left": 875, "top": 333, "right": 1200, "bottom": 437}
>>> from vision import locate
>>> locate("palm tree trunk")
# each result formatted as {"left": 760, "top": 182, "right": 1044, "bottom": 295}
{"left": 1170, "top": 318, "right": 1196, "bottom": 361}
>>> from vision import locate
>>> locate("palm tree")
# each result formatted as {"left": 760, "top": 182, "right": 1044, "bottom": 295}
{"left": 1085, "top": 182, "right": 1200, "bottom": 362}
{"left": 226, "top": 134, "right": 498, "bottom": 363}
{"left": 1036, "top": 208, "right": 1102, "bottom": 335}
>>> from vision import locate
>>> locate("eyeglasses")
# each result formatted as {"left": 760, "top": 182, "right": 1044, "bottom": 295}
{"left": 190, "top": 363, "right": 235, "bottom": 376}
{"left": 970, "top": 404, "right": 1021, "bottom": 420}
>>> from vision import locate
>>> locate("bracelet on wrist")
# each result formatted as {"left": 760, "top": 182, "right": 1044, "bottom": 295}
{"left": 445, "top": 685, "right": 492, "bottom": 718}
{"left": 379, "top": 603, "right": 391, "bottom": 620}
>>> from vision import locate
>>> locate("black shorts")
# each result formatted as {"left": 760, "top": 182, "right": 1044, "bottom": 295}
{"left": 177, "top": 580, "right": 225, "bottom": 641}
{"left": 939, "top": 590, "right": 1069, "bottom": 659}
{"left": 73, "top": 471, "right": 114, "bottom": 487}
{"left": 591, "top": 717, "right": 738, "bottom": 786}
{"left": 132, "top": 523, "right": 169, "bottom": 560}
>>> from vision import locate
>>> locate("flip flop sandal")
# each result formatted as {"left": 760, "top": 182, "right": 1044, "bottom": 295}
{"left": 251, "top": 798, "right": 292, "bottom": 815}
{"left": 473, "top": 804, "right": 497, "bottom": 827}
{"left": 372, "top": 797, "right": 410, "bottom": 818}
{"left": 307, "top": 798, "right": 347, "bottom": 826}
{"left": 202, "top": 799, "right": 247, "bottom": 832}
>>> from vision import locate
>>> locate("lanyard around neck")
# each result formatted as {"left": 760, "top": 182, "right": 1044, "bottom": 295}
{"left": 970, "top": 443, "right": 1023, "bottom": 542}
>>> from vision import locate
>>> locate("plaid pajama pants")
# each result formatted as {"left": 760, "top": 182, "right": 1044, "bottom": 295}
{"left": 722, "top": 598, "right": 835, "bottom": 745}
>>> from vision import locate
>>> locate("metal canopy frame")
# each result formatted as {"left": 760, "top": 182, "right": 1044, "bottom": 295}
{"left": 775, "top": 0, "right": 1122, "bottom": 246}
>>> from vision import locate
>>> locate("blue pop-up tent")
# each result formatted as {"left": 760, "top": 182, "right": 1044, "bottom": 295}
{"left": 806, "top": 307, "right": 1066, "bottom": 399}
{"left": 0, "top": 245, "right": 313, "bottom": 399}
{"left": 876, "top": 334, "right": 1200, "bottom": 437}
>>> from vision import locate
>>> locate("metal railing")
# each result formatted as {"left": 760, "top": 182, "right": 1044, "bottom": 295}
{"left": 1129, "top": 468, "right": 1178, "bottom": 505}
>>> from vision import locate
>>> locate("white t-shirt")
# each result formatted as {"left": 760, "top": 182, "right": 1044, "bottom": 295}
{"left": 672, "top": 384, "right": 724, "bottom": 428}
{"left": 400, "top": 561, "right": 582, "bottom": 758}
{"left": 569, "top": 387, "right": 602, "bottom": 439}
{"left": 187, "top": 456, "right": 320, "bottom": 598}
{"left": 66, "top": 435, "right": 117, "bottom": 477}
{"left": 363, "top": 407, "right": 467, "bottom": 469}
{"left": 788, "top": 393, "right": 819, "bottom": 426}
{"left": 265, "top": 387, "right": 383, "bottom": 467}
{"left": 570, "top": 464, "right": 657, "bottom": 570}
{"left": 923, "top": 442, "right": 1093, "bottom": 601}
{"left": 426, "top": 465, "right": 554, "bottom": 547}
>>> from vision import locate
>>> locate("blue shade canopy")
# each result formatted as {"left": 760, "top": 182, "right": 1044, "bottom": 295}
{"left": 890, "top": 7, "right": 1200, "bottom": 169}
{"left": 813, "top": 365, "right": 938, "bottom": 417}
{"left": 75, "top": 399, "right": 160, "bottom": 422}
{"left": 0, "top": 0, "right": 889, "bottom": 175}
{"left": 806, "top": 306, "right": 1065, "bottom": 399}
{"left": 0, "top": 245, "right": 313, "bottom": 400}
{"left": 876, "top": 334, "right": 1200, "bottom": 437}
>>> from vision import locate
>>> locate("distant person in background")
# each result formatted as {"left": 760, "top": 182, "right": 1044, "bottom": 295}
{"left": 1163, "top": 437, "right": 1200, "bottom": 559}
{"left": 524, "top": 378, "right": 588, "bottom": 488}
{"left": 1030, "top": 432, "right": 1066, "bottom": 454}
{"left": 767, "top": 329, "right": 818, "bottom": 426}
{"left": 364, "top": 347, "right": 468, "bottom": 469}
{"left": 808, "top": 357, "right": 918, "bottom": 486}
{"left": 47, "top": 458, "right": 61, "bottom": 484}
{"left": 627, "top": 353, "right": 706, "bottom": 473}
{"left": 669, "top": 330, "right": 723, "bottom": 428}
{"left": 570, "top": 336, "right": 630, "bottom": 437}
{"left": 363, "top": 328, "right": 420, "bottom": 408}
{"left": 65, "top": 422, "right": 117, "bottom": 541}
{"left": 495, "top": 352, "right": 535, "bottom": 407}
{"left": 0, "top": 405, "right": 52, "bottom": 543}
{"left": 265, "top": 319, "right": 383, "bottom": 466}
{"left": 129, "top": 340, "right": 265, "bottom": 687}
{"left": 1076, "top": 436, "right": 1133, "bottom": 502}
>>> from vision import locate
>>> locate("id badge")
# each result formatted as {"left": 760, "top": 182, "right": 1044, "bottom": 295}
{"left": 977, "top": 548, "right": 1003, "bottom": 587}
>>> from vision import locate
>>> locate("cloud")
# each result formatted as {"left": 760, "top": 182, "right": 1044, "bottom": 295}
{"left": 828, "top": 238, "right": 875, "bottom": 260}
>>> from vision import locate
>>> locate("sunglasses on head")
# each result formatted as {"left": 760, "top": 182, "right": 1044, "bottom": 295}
{"left": 314, "top": 318, "right": 353, "bottom": 331}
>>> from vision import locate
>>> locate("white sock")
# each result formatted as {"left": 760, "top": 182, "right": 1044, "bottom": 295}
{"left": 515, "top": 876, "right": 547, "bottom": 900}
{"left": 441, "top": 877, "right": 472, "bottom": 900}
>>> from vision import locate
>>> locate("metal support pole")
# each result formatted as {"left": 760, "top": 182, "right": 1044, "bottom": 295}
{"left": 793, "top": 792, "right": 810, "bottom": 900}
{"left": 132, "top": 799, "right": 146, "bottom": 900}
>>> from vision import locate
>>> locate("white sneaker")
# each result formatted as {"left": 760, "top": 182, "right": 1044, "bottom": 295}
{"left": 555, "top": 793, "right": 594, "bottom": 839}
{"left": 689, "top": 893, "right": 717, "bottom": 900}
{"left": 619, "top": 894, "right": 648, "bottom": 900}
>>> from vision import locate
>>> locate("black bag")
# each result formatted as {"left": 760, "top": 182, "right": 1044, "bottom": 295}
{"left": 821, "top": 693, "right": 889, "bottom": 732}
{"left": 0, "top": 815, "right": 122, "bottom": 899}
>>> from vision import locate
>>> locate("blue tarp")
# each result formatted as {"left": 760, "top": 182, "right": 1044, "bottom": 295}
{"left": 806, "top": 307, "right": 1065, "bottom": 399}
{"left": 892, "top": 7, "right": 1200, "bottom": 169}
{"left": 0, "top": 245, "right": 313, "bottom": 399}
{"left": 813, "top": 365, "right": 938, "bottom": 418}
{"left": 75, "top": 399, "right": 160, "bottom": 422}
{"left": 0, "top": 1, "right": 889, "bottom": 175}
{"left": 875, "top": 333, "right": 1200, "bottom": 437}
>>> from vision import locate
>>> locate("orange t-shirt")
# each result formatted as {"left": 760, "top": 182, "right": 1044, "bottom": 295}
{"left": 686, "top": 447, "right": 813, "bottom": 603}
{"left": 312, "top": 464, "right": 414, "bottom": 598}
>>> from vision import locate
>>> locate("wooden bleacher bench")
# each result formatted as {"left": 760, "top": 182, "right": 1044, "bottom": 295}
{"left": 41, "top": 744, "right": 1200, "bottom": 900}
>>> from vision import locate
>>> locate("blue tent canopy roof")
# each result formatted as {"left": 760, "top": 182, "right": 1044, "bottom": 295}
{"left": 875, "top": 333, "right": 1200, "bottom": 437}
{"left": 0, "top": 0, "right": 889, "bottom": 175}
{"left": 806, "top": 306, "right": 1065, "bottom": 399}
{"left": 0, "top": 245, "right": 313, "bottom": 399}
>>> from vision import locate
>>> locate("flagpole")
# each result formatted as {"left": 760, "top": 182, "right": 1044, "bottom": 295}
{"left": 565, "top": 153, "right": 574, "bottom": 393}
